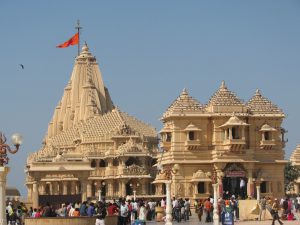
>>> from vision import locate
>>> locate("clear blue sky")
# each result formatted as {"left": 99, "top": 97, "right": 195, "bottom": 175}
{"left": 1, "top": 1, "right": 300, "bottom": 196}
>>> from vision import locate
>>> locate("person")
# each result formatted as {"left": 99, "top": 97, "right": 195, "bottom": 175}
{"left": 259, "top": 196, "right": 267, "bottom": 221}
{"left": 271, "top": 199, "right": 283, "bottom": 225}
{"left": 73, "top": 208, "right": 80, "bottom": 217}
{"left": 80, "top": 202, "right": 88, "bottom": 216}
{"left": 69, "top": 204, "right": 76, "bottom": 217}
{"left": 184, "top": 198, "right": 190, "bottom": 221}
{"left": 197, "top": 199, "right": 203, "bottom": 222}
{"left": 222, "top": 200, "right": 234, "bottom": 225}
{"left": 42, "top": 202, "right": 52, "bottom": 217}
{"left": 138, "top": 202, "right": 147, "bottom": 225}
{"left": 296, "top": 194, "right": 300, "bottom": 212}
{"left": 87, "top": 203, "right": 95, "bottom": 217}
{"left": 287, "top": 210, "right": 295, "bottom": 221}
{"left": 107, "top": 202, "right": 118, "bottom": 216}
{"left": 204, "top": 198, "right": 212, "bottom": 222}
{"left": 120, "top": 201, "right": 128, "bottom": 225}
{"left": 240, "top": 179, "right": 246, "bottom": 199}
{"left": 95, "top": 201, "right": 107, "bottom": 225}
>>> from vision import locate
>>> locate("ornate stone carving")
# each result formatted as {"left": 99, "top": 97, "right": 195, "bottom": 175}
{"left": 192, "top": 170, "right": 209, "bottom": 180}
{"left": 123, "top": 164, "right": 148, "bottom": 176}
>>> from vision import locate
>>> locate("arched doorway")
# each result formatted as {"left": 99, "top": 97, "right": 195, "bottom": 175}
{"left": 222, "top": 163, "right": 247, "bottom": 199}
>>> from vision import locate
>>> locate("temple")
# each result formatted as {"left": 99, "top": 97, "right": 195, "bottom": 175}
{"left": 154, "top": 82, "right": 287, "bottom": 199}
{"left": 25, "top": 44, "right": 158, "bottom": 208}
{"left": 290, "top": 145, "right": 300, "bottom": 194}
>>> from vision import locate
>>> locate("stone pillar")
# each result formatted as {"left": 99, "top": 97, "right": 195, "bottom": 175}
{"left": 81, "top": 180, "right": 87, "bottom": 202}
{"left": 52, "top": 181, "right": 58, "bottom": 195}
{"left": 262, "top": 132, "right": 265, "bottom": 141}
{"left": 216, "top": 170, "right": 223, "bottom": 198}
{"left": 71, "top": 181, "right": 76, "bottom": 195}
{"left": 205, "top": 182, "right": 210, "bottom": 194}
{"left": 229, "top": 128, "right": 233, "bottom": 140}
{"left": 107, "top": 181, "right": 113, "bottom": 197}
{"left": 242, "top": 127, "right": 245, "bottom": 140}
{"left": 40, "top": 182, "right": 46, "bottom": 195}
{"left": 213, "top": 184, "right": 219, "bottom": 225}
{"left": 120, "top": 180, "right": 126, "bottom": 197}
{"left": 87, "top": 180, "right": 92, "bottom": 198}
{"left": 141, "top": 180, "right": 148, "bottom": 195}
{"left": 0, "top": 167, "right": 9, "bottom": 225}
{"left": 95, "top": 182, "right": 100, "bottom": 198}
{"left": 63, "top": 181, "right": 68, "bottom": 195}
{"left": 165, "top": 181, "right": 172, "bottom": 225}
{"left": 26, "top": 183, "right": 33, "bottom": 200}
{"left": 247, "top": 169, "right": 254, "bottom": 198}
{"left": 225, "top": 129, "right": 228, "bottom": 140}
{"left": 32, "top": 181, "right": 39, "bottom": 209}
{"left": 256, "top": 183, "right": 261, "bottom": 201}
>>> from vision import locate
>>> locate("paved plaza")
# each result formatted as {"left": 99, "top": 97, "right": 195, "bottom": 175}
{"left": 147, "top": 214, "right": 300, "bottom": 225}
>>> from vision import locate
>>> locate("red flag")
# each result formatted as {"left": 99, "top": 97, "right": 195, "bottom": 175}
{"left": 56, "top": 33, "right": 79, "bottom": 48}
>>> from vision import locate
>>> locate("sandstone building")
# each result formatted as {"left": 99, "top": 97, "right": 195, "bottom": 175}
{"left": 26, "top": 44, "right": 158, "bottom": 208}
{"left": 290, "top": 145, "right": 300, "bottom": 194}
{"left": 154, "top": 83, "right": 287, "bottom": 199}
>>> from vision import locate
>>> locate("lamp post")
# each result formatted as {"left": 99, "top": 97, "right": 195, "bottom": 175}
{"left": 207, "top": 168, "right": 224, "bottom": 225}
{"left": 157, "top": 163, "right": 179, "bottom": 225}
{"left": 0, "top": 132, "right": 22, "bottom": 225}
{"left": 129, "top": 182, "right": 140, "bottom": 201}
{"left": 98, "top": 181, "right": 106, "bottom": 202}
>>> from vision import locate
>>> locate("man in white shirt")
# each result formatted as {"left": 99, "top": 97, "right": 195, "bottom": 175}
{"left": 120, "top": 201, "right": 128, "bottom": 225}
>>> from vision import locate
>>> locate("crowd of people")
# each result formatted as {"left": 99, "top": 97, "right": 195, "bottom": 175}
{"left": 5, "top": 194, "right": 300, "bottom": 225}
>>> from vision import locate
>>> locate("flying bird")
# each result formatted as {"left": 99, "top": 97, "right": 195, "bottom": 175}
{"left": 19, "top": 64, "right": 24, "bottom": 69}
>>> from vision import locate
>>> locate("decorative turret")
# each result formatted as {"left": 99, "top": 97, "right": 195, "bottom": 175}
{"left": 205, "top": 81, "right": 246, "bottom": 113}
{"left": 47, "top": 43, "right": 114, "bottom": 139}
{"left": 246, "top": 89, "right": 284, "bottom": 116}
{"left": 162, "top": 88, "right": 204, "bottom": 119}
{"left": 291, "top": 144, "right": 300, "bottom": 166}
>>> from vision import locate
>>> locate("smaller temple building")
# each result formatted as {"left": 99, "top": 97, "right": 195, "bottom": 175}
{"left": 154, "top": 82, "right": 287, "bottom": 199}
{"left": 290, "top": 144, "right": 300, "bottom": 194}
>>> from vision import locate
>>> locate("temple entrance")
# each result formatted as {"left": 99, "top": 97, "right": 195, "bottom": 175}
{"left": 222, "top": 163, "right": 247, "bottom": 199}
{"left": 222, "top": 177, "right": 247, "bottom": 199}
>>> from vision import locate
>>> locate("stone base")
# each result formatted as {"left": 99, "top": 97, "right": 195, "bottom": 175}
{"left": 24, "top": 216, "right": 118, "bottom": 225}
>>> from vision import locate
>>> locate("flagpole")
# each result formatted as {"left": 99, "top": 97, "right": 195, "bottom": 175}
{"left": 75, "top": 20, "right": 82, "bottom": 56}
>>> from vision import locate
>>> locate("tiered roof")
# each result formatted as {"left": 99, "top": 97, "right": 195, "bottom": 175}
{"left": 30, "top": 44, "right": 156, "bottom": 161}
{"left": 290, "top": 144, "right": 300, "bottom": 166}
{"left": 246, "top": 89, "right": 284, "bottom": 116}
{"left": 162, "top": 89, "right": 204, "bottom": 119}
{"left": 206, "top": 81, "right": 245, "bottom": 107}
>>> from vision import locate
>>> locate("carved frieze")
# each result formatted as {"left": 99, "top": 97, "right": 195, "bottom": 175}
{"left": 123, "top": 164, "right": 148, "bottom": 176}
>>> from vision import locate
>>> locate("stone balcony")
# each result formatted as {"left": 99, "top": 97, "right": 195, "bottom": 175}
{"left": 185, "top": 140, "right": 201, "bottom": 150}
{"left": 260, "top": 140, "right": 276, "bottom": 150}
{"left": 160, "top": 141, "right": 171, "bottom": 151}
{"left": 223, "top": 139, "right": 246, "bottom": 151}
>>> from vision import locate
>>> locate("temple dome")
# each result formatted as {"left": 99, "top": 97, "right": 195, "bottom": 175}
{"left": 246, "top": 89, "right": 284, "bottom": 116}
{"left": 205, "top": 81, "right": 246, "bottom": 113}
{"left": 162, "top": 88, "right": 204, "bottom": 119}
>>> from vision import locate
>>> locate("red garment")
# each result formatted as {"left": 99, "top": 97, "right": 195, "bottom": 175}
{"left": 56, "top": 33, "right": 79, "bottom": 48}
{"left": 107, "top": 205, "right": 118, "bottom": 216}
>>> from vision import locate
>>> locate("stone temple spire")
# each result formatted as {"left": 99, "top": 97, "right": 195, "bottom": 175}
{"left": 47, "top": 43, "right": 114, "bottom": 138}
